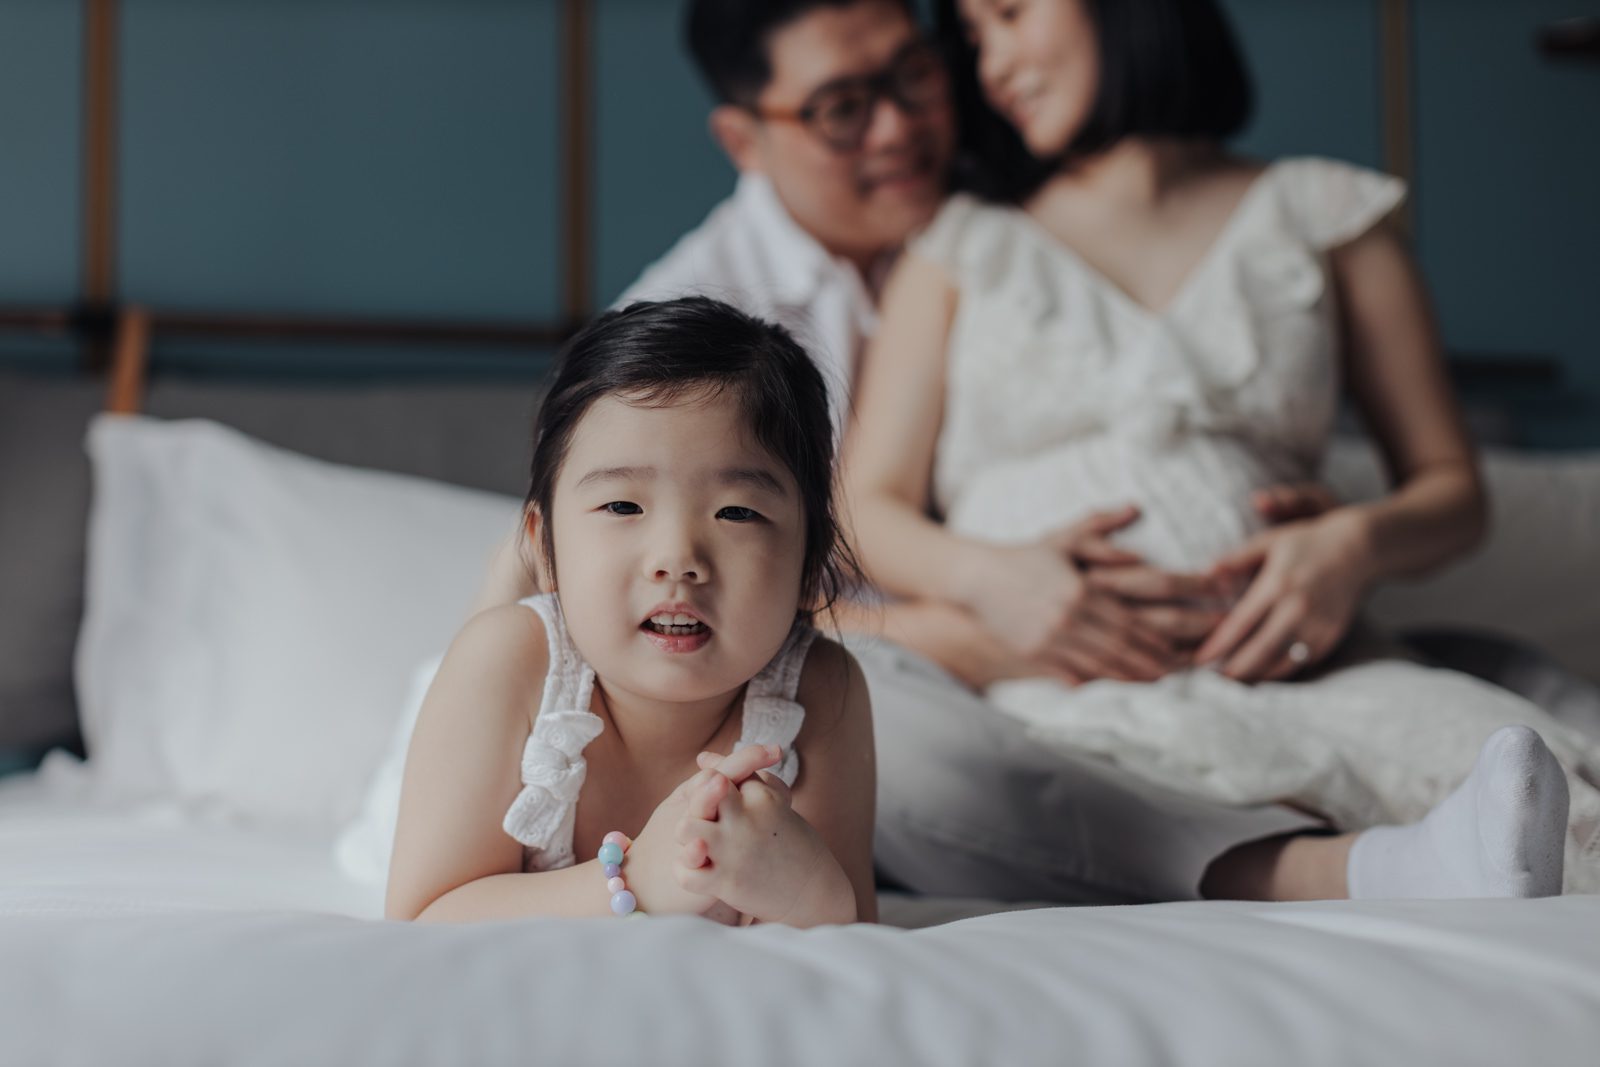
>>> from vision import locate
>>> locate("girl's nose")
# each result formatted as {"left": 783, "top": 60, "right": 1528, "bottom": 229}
{"left": 648, "top": 539, "right": 709, "bottom": 584}
{"left": 652, "top": 560, "right": 703, "bottom": 583}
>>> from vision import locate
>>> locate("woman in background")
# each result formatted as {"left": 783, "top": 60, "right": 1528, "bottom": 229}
{"left": 845, "top": 0, "right": 1600, "bottom": 898}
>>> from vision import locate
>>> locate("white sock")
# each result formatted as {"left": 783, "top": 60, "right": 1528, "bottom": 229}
{"left": 1347, "top": 725, "right": 1569, "bottom": 899}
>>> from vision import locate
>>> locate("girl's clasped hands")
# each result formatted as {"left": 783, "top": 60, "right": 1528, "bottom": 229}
{"left": 626, "top": 742, "right": 844, "bottom": 926}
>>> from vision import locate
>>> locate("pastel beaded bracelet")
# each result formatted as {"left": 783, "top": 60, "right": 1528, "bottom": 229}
{"left": 598, "top": 831, "right": 642, "bottom": 917}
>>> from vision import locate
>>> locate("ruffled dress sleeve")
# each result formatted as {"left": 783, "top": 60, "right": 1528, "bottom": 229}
{"left": 1273, "top": 157, "right": 1407, "bottom": 250}
{"left": 907, "top": 193, "right": 1023, "bottom": 292}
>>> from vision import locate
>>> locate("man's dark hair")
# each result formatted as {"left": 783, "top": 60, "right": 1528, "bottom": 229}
{"left": 687, "top": 0, "right": 917, "bottom": 106}
{"left": 526, "top": 296, "right": 860, "bottom": 621}
{"left": 934, "top": 0, "right": 1254, "bottom": 202}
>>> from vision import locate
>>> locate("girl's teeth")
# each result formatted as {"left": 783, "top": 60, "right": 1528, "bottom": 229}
{"left": 644, "top": 614, "right": 708, "bottom": 636}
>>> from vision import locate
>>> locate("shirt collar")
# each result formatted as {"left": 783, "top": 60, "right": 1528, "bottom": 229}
{"left": 736, "top": 172, "right": 863, "bottom": 306}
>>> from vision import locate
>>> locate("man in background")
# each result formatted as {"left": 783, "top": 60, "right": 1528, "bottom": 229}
{"left": 621, "top": 0, "right": 953, "bottom": 432}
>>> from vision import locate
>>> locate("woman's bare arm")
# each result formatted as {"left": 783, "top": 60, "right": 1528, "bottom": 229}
{"left": 843, "top": 253, "right": 1173, "bottom": 680}
{"left": 1194, "top": 220, "right": 1488, "bottom": 680}
{"left": 841, "top": 254, "right": 979, "bottom": 604}
{"left": 1333, "top": 220, "right": 1487, "bottom": 580}
{"left": 466, "top": 527, "right": 542, "bottom": 618}
{"left": 828, "top": 597, "right": 1054, "bottom": 690}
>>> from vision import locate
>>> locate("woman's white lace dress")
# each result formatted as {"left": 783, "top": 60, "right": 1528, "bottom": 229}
{"left": 915, "top": 157, "right": 1600, "bottom": 890}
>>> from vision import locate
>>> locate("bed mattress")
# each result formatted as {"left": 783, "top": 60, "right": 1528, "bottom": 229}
{"left": 3, "top": 774, "right": 1598, "bottom": 1067}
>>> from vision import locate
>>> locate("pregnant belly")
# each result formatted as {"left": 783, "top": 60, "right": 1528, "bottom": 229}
{"left": 943, "top": 435, "right": 1298, "bottom": 573}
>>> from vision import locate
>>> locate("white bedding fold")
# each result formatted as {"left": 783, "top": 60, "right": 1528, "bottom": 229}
{"left": 3, "top": 899, "right": 1598, "bottom": 1066}
{"left": 6, "top": 774, "right": 1600, "bottom": 1066}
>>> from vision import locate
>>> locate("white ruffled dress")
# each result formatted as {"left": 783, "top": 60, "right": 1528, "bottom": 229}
{"left": 503, "top": 593, "right": 816, "bottom": 873}
{"left": 914, "top": 157, "right": 1600, "bottom": 890}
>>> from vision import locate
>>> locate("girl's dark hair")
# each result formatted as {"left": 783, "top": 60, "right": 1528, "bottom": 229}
{"left": 935, "top": 0, "right": 1254, "bottom": 202}
{"left": 526, "top": 296, "right": 860, "bottom": 622}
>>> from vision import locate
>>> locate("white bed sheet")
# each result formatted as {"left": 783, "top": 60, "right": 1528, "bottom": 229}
{"left": 0, "top": 766, "right": 380, "bottom": 920}
{"left": 4, "top": 767, "right": 1600, "bottom": 1067}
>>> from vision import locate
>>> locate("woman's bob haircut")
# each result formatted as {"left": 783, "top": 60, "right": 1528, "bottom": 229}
{"left": 936, "top": 0, "right": 1255, "bottom": 202}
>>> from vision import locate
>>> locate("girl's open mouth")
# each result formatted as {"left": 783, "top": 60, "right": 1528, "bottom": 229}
{"left": 640, "top": 612, "right": 713, "bottom": 652}
{"left": 642, "top": 615, "right": 709, "bottom": 636}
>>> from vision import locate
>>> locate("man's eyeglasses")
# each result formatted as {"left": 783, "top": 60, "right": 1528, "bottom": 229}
{"left": 750, "top": 43, "right": 948, "bottom": 152}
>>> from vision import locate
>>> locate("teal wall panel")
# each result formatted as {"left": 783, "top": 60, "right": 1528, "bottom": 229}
{"left": 0, "top": 0, "right": 82, "bottom": 304}
{"left": 118, "top": 0, "right": 559, "bottom": 321}
{"left": 1, "top": 0, "right": 1595, "bottom": 444}
{"left": 1222, "top": 0, "right": 1384, "bottom": 168}
{"left": 1413, "top": 0, "right": 1600, "bottom": 393}
{"left": 593, "top": 0, "right": 730, "bottom": 306}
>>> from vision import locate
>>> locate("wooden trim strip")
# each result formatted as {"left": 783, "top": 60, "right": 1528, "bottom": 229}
{"left": 83, "top": 0, "right": 117, "bottom": 308}
{"left": 105, "top": 305, "right": 150, "bottom": 414}
{"left": 561, "top": 0, "right": 593, "bottom": 321}
{"left": 0, "top": 304, "right": 573, "bottom": 349}
{"left": 0, "top": 307, "right": 76, "bottom": 334}
{"left": 1379, "top": 0, "right": 1416, "bottom": 236}
{"left": 151, "top": 310, "right": 571, "bottom": 347}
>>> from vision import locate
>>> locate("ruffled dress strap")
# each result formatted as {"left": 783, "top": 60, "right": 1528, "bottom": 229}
{"left": 1271, "top": 156, "right": 1407, "bottom": 250}
{"left": 735, "top": 622, "right": 818, "bottom": 787}
{"left": 501, "top": 593, "right": 604, "bottom": 870}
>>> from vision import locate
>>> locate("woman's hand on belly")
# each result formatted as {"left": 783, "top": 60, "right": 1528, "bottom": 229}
{"left": 1193, "top": 508, "right": 1375, "bottom": 682}
{"left": 963, "top": 509, "right": 1184, "bottom": 684}
{"left": 1251, "top": 482, "right": 1342, "bottom": 526}
{"left": 1081, "top": 564, "right": 1229, "bottom": 657}
{"left": 1072, "top": 481, "right": 1341, "bottom": 667}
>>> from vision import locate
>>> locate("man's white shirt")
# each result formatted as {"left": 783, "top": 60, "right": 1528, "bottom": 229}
{"left": 617, "top": 173, "right": 886, "bottom": 436}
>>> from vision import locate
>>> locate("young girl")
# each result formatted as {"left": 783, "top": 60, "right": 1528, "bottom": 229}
{"left": 386, "top": 297, "right": 875, "bottom": 925}
{"left": 846, "top": 0, "right": 1599, "bottom": 897}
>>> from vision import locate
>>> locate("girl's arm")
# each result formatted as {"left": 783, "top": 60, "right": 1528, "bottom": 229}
{"left": 386, "top": 606, "right": 607, "bottom": 921}
{"left": 784, "top": 637, "right": 878, "bottom": 924}
{"left": 1194, "top": 220, "right": 1487, "bottom": 680}
{"left": 388, "top": 606, "right": 713, "bottom": 922}
{"left": 843, "top": 254, "right": 1173, "bottom": 681}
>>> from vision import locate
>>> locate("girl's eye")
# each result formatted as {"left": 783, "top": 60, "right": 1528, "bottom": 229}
{"left": 603, "top": 501, "right": 642, "bottom": 516}
{"left": 716, "top": 506, "right": 761, "bottom": 523}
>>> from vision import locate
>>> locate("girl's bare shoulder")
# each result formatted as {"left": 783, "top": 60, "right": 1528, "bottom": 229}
{"left": 438, "top": 603, "right": 551, "bottom": 732}
{"left": 794, "top": 634, "right": 870, "bottom": 743}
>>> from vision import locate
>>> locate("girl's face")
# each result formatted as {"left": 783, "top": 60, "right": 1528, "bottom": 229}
{"left": 546, "top": 389, "right": 808, "bottom": 707}
{"left": 958, "top": 0, "right": 1100, "bottom": 158}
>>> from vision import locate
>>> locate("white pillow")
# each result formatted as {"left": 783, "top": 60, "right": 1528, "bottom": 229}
{"left": 75, "top": 415, "right": 522, "bottom": 829}
{"left": 334, "top": 654, "right": 440, "bottom": 884}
